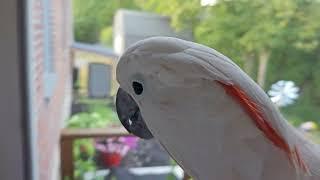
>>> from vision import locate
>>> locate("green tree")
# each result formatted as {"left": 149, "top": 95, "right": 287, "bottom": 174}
{"left": 136, "top": 0, "right": 201, "bottom": 32}
{"left": 73, "top": 0, "right": 320, "bottom": 122}
{"left": 73, "top": 0, "right": 139, "bottom": 44}
{"left": 195, "top": 0, "right": 320, "bottom": 88}
{"left": 138, "top": 0, "right": 320, "bottom": 122}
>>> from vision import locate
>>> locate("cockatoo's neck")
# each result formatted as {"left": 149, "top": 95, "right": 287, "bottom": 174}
{"left": 140, "top": 78, "right": 320, "bottom": 180}
{"left": 218, "top": 81, "right": 320, "bottom": 179}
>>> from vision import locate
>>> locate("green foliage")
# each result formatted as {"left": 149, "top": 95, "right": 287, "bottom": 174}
{"left": 73, "top": 0, "right": 139, "bottom": 44}
{"left": 73, "top": 139, "right": 96, "bottom": 178}
{"left": 136, "top": 0, "right": 201, "bottom": 31}
{"left": 195, "top": 0, "right": 320, "bottom": 62}
{"left": 73, "top": 0, "right": 320, "bottom": 126}
{"left": 73, "top": 0, "right": 110, "bottom": 43}
{"left": 147, "top": 0, "right": 320, "bottom": 123}
{"left": 68, "top": 104, "right": 118, "bottom": 128}
{"left": 67, "top": 102, "right": 119, "bottom": 178}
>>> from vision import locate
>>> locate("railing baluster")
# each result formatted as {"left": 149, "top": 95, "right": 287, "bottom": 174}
{"left": 60, "top": 138, "right": 74, "bottom": 179}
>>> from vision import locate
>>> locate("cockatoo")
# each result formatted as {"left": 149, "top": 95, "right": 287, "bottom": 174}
{"left": 115, "top": 37, "right": 320, "bottom": 180}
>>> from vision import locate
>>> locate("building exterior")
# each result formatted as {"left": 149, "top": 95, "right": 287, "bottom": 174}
{"left": 28, "top": 0, "right": 73, "bottom": 179}
{"left": 69, "top": 10, "right": 193, "bottom": 102}
{"left": 0, "top": 5, "right": 191, "bottom": 180}
{"left": 113, "top": 9, "right": 193, "bottom": 55}
{"left": 72, "top": 42, "right": 118, "bottom": 98}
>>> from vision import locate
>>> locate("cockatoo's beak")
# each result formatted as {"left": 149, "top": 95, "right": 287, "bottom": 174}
{"left": 115, "top": 88, "right": 154, "bottom": 139}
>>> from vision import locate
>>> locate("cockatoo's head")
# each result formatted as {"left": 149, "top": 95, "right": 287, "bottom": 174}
{"left": 116, "top": 37, "right": 186, "bottom": 139}
{"left": 116, "top": 37, "right": 231, "bottom": 139}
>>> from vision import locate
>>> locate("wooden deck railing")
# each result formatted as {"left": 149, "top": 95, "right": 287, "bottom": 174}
{"left": 60, "top": 127, "right": 191, "bottom": 180}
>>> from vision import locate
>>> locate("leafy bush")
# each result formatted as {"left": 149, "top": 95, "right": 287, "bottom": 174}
{"left": 67, "top": 102, "right": 120, "bottom": 178}
{"left": 68, "top": 104, "right": 118, "bottom": 128}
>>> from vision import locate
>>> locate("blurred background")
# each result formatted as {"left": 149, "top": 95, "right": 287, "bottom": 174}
{"left": 1, "top": 0, "right": 320, "bottom": 180}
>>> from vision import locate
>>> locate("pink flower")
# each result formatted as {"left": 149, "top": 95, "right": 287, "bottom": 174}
{"left": 95, "top": 137, "right": 138, "bottom": 158}
{"left": 119, "top": 136, "right": 139, "bottom": 149}
{"left": 95, "top": 137, "right": 136, "bottom": 168}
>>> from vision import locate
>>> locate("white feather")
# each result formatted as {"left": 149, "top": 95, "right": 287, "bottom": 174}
{"left": 116, "top": 37, "right": 320, "bottom": 180}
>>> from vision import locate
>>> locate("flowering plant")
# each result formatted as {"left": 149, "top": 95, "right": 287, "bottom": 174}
{"left": 268, "top": 80, "right": 299, "bottom": 107}
{"left": 95, "top": 137, "right": 139, "bottom": 168}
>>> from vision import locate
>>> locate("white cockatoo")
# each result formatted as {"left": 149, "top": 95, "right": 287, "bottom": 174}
{"left": 115, "top": 37, "right": 320, "bottom": 180}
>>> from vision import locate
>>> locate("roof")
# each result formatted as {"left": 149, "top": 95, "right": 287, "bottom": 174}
{"left": 72, "top": 42, "right": 118, "bottom": 58}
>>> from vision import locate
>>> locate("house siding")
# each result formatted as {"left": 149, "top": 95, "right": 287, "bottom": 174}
{"left": 30, "top": 0, "right": 72, "bottom": 179}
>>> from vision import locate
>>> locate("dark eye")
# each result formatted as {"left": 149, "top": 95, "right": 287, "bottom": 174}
{"left": 132, "top": 81, "right": 143, "bottom": 95}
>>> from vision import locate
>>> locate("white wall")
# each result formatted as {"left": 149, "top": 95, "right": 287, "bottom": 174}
{"left": 113, "top": 10, "right": 193, "bottom": 55}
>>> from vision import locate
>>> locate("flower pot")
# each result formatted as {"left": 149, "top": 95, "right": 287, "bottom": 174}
{"left": 102, "top": 152, "right": 122, "bottom": 167}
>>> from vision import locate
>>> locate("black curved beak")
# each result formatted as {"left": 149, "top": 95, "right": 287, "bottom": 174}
{"left": 116, "top": 88, "right": 153, "bottom": 139}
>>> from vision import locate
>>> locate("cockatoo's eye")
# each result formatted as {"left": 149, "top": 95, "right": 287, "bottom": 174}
{"left": 132, "top": 81, "right": 143, "bottom": 95}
